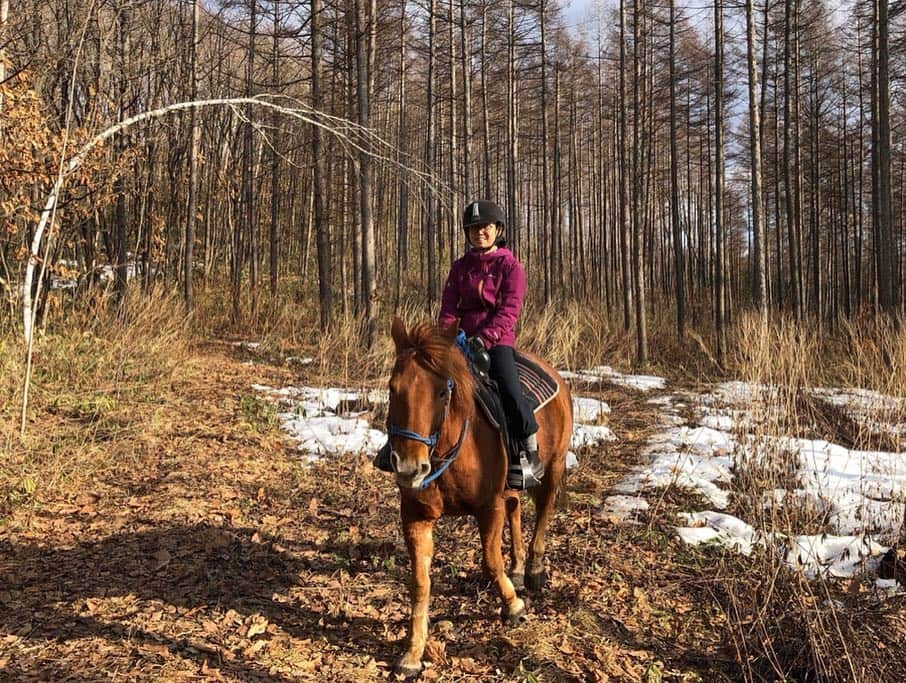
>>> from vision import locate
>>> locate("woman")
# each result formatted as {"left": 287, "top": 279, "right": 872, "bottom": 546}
{"left": 375, "top": 200, "right": 543, "bottom": 490}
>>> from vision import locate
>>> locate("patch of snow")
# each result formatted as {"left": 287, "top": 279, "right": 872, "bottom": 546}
{"left": 566, "top": 451, "right": 578, "bottom": 469}
{"left": 785, "top": 534, "right": 886, "bottom": 579}
{"left": 602, "top": 495, "right": 649, "bottom": 521}
{"left": 676, "top": 511, "right": 757, "bottom": 555}
{"left": 278, "top": 413, "right": 385, "bottom": 459}
{"left": 571, "top": 424, "right": 617, "bottom": 448}
{"left": 562, "top": 366, "right": 666, "bottom": 392}
{"left": 699, "top": 413, "right": 736, "bottom": 431}
{"left": 572, "top": 396, "right": 611, "bottom": 423}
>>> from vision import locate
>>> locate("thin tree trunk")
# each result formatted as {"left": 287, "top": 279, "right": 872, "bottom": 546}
{"left": 396, "top": 0, "right": 409, "bottom": 306}
{"left": 184, "top": 0, "right": 200, "bottom": 312}
{"left": 746, "top": 0, "right": 767, "bottom": 316}
{"left": 619, "top": 0, "right": 632, "bottom": 332}
{"left": 715, "top": 0, "right": 726, "bottom": 364}
{"left": 669, "top": 0, "right": 685, "bottom": 335}
{"left": 312, "top": 0, "right": 332, "bottom": 330}
{"left": 356, "top": 0, "right": 377, "bottom": 341}
{"left": 269, "top": 0, "right": 281, "bottom": 298}
{"left": 425, "top": 0, "right": 438, "bottom": 307}
{"left": 631, "top": 0, "right": 647, "bottom": 365}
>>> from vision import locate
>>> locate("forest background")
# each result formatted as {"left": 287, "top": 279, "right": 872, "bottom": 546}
{"left": 0, "top": 0, "right": 903, "bottom": 354}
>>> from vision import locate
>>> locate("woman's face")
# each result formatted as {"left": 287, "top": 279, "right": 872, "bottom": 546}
{"left": 467, "top": 223, "right": 499, "bottom": 250}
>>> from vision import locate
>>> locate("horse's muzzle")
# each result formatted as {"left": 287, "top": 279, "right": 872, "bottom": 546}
{"left": 392, "top": 450, "right": 431, "bottom": 488}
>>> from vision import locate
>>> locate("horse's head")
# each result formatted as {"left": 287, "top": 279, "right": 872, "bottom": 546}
{"left": 387, "top": 316, "right": 474, "bottom": 490}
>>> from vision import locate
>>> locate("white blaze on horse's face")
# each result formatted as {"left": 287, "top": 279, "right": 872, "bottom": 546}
{"left": 389, "top": 357, "right": 448, "bottom": 490}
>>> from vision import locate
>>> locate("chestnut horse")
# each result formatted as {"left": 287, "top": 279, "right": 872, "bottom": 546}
{"left": 386, "top": 317, "right": 573, "bottom": 677}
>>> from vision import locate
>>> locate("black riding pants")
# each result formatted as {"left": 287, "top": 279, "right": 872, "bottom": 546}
{"left": 488, "top": 345, "right": 538, "bottom": 442}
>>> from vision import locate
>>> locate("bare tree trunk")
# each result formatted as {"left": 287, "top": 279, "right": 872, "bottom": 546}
{"left": 631, "top": 0, "right": 647, "bottom": 365}
{"left": 247, "top": 0, "right": 259, "bottom": 316}
{"left": 669, "top": 0, "right": 685, "bottom": 335}
{"left": 0, "top": 0, "right": 8, "bottom": 120}
{"left": 540, "top": 0, "right": 551, "bottom": 303}
{"left": 312, "top": 0, "right": 332, "bottom": 330}
{"left": 396, "top": 0, "right": 409, "bottom": 306}
{"left": 875, "top": 0, "right": 898, "bottom": 315}
{"left": 448, "top": 0, "right": 459, "bottom": 265}
{"left": 184, "top": 0, "right": 200, "bottom": 312}
{"left": 114, "top": 1, "right": 129, "bottom": 305}
{"left": 425, "top": 0, "right": 438, "bottom": 307}
{"left": 746, "top": 0, "right": 767, "bottom": 317}
{"left": 355, "top": 0, "right": 377, "bottom": 341}
{"left": 619, "top": 0, "right": 632, "bottom": 332}
{"left": 783, "top": 0, "right": 802, "bottom": 319}
{"left": 459, "top": 0, "right": 472, "bottom": 202}
{"left": 269, "top": 0, "right": 281, "bottom": 298}
{"left": 715, "top": 0, "right": 726, "bottom": 364}
{"left": 506, "top": 0, "right": 519, "bottom": 255}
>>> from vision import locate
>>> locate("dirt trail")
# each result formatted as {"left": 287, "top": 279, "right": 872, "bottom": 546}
{"left": 0, "top": 346, "right": 732, "bottom": 681}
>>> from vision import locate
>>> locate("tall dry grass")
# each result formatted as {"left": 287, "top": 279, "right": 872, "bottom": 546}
{"left": 709, "top": 311, "right": 906, "bottom": 682}
{"left": 1, "top": 286, "right": 190, "bottom": 521}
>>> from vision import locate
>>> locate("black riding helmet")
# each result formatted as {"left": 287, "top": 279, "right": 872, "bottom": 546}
{"left": 463, "top": 199, "right": 505, "bottom": 229}
{"left": 462, "top": 200, "right": 507, "bottom": 248}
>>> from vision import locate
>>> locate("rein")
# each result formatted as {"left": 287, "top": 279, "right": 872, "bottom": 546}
{"left": 388, "top": 377, "right": 470, "bottom": 489}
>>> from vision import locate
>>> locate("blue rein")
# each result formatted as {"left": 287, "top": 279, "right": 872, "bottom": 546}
{"left": 388, "top": 377, "right": 467, "bottom": 489}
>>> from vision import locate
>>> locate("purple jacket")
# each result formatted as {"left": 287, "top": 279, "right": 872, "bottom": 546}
{"left": 438, "top": 247, "right": 526, "bottom": 348}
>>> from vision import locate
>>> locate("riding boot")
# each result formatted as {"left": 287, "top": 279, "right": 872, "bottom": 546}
{"left": 373, "top": 440, "right": 393, "bottom": 472}
{"left": 507, "top": 433, "right": 544, "bottom": 490}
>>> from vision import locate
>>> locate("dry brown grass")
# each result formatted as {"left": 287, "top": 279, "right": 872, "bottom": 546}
{"left": 1, "top": 286, "right": 190, "bottom": 521}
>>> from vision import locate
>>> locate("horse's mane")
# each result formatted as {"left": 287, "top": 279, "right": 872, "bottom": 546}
{"left": 397, "top": 322, "right": 476, "bottom": 419}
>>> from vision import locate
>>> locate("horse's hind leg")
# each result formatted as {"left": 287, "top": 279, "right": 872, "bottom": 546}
{"left": 477, "top": 506, "right": 526, "bottom": 624}
{"left": 526, "top": 459, "right": 565, "bottom": 591}
{"left": 503, "top": 491, "right": 526, "bottom": 591}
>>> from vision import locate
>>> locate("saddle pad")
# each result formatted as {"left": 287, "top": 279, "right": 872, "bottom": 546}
{"left": 472, "top": 351, "right": 559, "bottom": 435}
{"left": 515, "top": 351, "right": 560, "bottom": 413}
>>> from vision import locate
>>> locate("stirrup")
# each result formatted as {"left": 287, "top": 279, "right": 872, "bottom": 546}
{"left": 507, "top": 449, "right": 544, "bottom": 490}
{"left": 373, "top": 441, "right": 393, "bottom": 472}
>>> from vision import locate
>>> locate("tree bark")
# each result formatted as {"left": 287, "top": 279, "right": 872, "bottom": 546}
{"left": 669, "top": 0, "right": 686, "bottom": 335}
{"left": 746, "top": 0, "right": 767, "bottom": 317}
{"left": 184, "top": 0, "right": 200, "bottom": 312}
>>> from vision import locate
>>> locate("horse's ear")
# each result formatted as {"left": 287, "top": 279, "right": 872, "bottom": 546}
{"left": 390, "top": 316, "right": 409, "bottom": 351}
{"left": 440, "top": 319, "right": 459, "bottom": 342}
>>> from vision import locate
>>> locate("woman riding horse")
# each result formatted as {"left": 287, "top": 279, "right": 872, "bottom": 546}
{"left": 376, "top": 199, "right": 545, "bottom": 490}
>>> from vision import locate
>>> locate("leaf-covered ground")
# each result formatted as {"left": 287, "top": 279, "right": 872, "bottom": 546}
{"left": 1, "top": 345, "right": 742, "bottom": 681}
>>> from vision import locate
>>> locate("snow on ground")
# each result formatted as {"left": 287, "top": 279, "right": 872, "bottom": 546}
{"left": 254, "top": 384, "right": 385, "bottom": 462}
{"left": 561, "top": 366, "right": 666, "bottom": 392}
{"left": 607, "top": 380, "right": 906, "bottom": 589}
{"left": 811, "top": 387, "right": 905, "bottom": 442}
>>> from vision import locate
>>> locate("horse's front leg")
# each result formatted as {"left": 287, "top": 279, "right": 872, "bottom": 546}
{"left": 478, "top": 506, "right": 526, "bottom": 624}
{"left": 396, "top": 517, "right": 434, "bottom": 678}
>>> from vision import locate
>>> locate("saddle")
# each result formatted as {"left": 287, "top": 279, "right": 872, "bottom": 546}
{"left": 466, "top": 348, "right": 560, "bottom": 464}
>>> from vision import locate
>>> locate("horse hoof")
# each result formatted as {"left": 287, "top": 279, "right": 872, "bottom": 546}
{"left": 526, "top": 569, "right": 548, "bottom": 591}
{"left": 504, "top": 605, "right": 528, "bottom": 627}
{"left": 511, "top": 572, "right": 525, "bottom": 592}
{"left": 394, "top": 661, "right": 423, "bottom": 679}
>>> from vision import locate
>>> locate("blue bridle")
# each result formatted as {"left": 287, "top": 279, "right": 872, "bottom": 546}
{"left": 388, "top": 377, "right": 469, "bottom": 489}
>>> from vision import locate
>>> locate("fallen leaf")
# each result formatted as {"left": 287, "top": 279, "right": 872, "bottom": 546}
{"left": 152, "top": 549, "right": 171, "bottom": 570}
{"left": 247, "top": 617, "right": 269, "bottom": 638}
